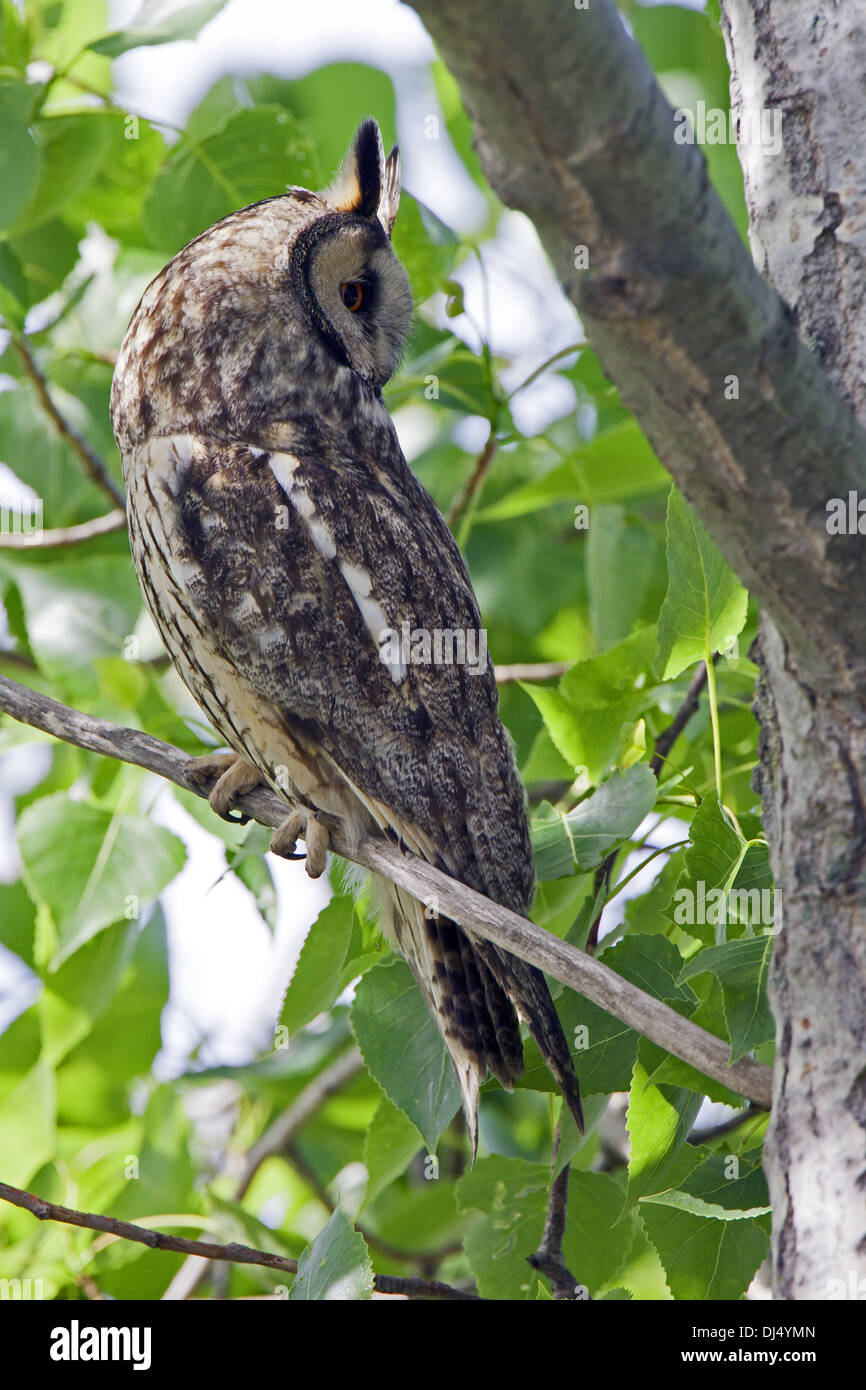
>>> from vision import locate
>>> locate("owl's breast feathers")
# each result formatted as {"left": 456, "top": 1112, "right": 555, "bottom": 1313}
{"left": 123, "top": 425, "right": 582, "bottom": 1143}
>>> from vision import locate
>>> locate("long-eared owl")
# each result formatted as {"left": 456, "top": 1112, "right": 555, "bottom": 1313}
{"left": 111, "top": 118, "right": 582, "bottom": 1149}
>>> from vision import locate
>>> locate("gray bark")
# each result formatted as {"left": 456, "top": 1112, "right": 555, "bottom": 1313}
{"left": 721, "top": 0, "right": 866, "bottom": 1301}
{"left": 407, "top": 0, "right": 866, "bottom": 1297}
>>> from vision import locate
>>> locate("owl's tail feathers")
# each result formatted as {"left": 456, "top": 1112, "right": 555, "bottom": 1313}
{"left": 388, "top": 887, "right": 525, "bottom": 1157}
{"left": 385, "top": 885, "right": 582, "bottom": 1153}
{"left": 476, "top": 943, "right": 585, "bottom": 1137}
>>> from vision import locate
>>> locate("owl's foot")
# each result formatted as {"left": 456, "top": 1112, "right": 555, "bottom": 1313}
{"left": 186, "top": 752, "right": 264, "bottom": 823}
{"left": 270, "top": 809, "right": 330, "bottom": 879}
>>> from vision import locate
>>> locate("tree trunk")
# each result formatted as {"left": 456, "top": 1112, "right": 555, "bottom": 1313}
{"left": 721, "top": 0, "right": 866, "bottom": 1300}
{"left": 408, "top": 0, "right": 866, "bottom": 1297}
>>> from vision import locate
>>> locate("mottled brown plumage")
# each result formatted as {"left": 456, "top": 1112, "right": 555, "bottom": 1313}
{"left": 112, "top": 118, "right": 581, "bottom": 1149}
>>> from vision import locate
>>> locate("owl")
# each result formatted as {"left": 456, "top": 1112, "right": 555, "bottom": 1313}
{"left": 111, "top": 119, "right": 582, "bottom": 1150}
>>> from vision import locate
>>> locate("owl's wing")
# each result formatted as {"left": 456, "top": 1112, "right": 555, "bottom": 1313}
{"left": 132, "top": 427, "right": 582, "bottom": 1138}
{"left": 138, "top": 427, "right": 534, "bottom": 911}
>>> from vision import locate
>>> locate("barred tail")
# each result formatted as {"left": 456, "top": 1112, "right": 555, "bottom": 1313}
{"left": 381, "top": 881, "right": 582, "bottom": 1154}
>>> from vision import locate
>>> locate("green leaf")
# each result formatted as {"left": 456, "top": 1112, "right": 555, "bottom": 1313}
{"left": 351, "top": 958, "right": 461, "bottom": 1152}
{"left": 656, "top": 487, "right": 747, "bottom": 680}
{"left": 587, "top": 505, "right": 662, "bottom": 649}
{"left": 458, "top": 1157, "right": 638, "bottom": 1299}
{"left": 521, "top": 934, "right": 693, "bottom": 1098}
{"left": 523, "top": 627, "right": 657, "bottom": 785}
{"left": 392, "top": 193, "right": 459, "bottom": 306}
{"left": 290, "top": 1210, "right": 372, "bottom": 1301}
{"left": 680, "top": 937, "right": 775, "bottom": 1061}
{"left": 641, "top": 1149, "right": 770, "bottom": 1220}
{"left": 18, "top": 794, "right": 186, "bottom": 969}
{"left": 0, "top": 1060, "right": 55, "bottom": 1187}
{"left": 640, "top": 1200, "right": 769, "bottom": 1300}
{"left": 0, "top": 555, "right": 142, "bottom": 682}
{"left": 0, "top": 80, "right": 39, "bottom": 232}
{"left": 362, "top": 1095, "right": 423, "bottom": 1208}
{"left": 531, "top": 764, "right": 657, "bottom": 880}
{"left": 142, "top": 106, "right": 316, "bottom": 254}
{"left": 10, "top": 112, "right": 112, "bottom": 233}
{"left": 89, "top": 0, "right": 229, "bottom": 57}
{"left": 279, "top": 895, "right": 378, "bottom": 1037}
{"left": 626, "top": 1058, "right": 703, "bottom": 1208}
{"left": 478, "top": 421, "right": 669, "bottom": 522}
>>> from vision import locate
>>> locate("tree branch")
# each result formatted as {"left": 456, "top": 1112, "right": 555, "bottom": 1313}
{"left": 0, "top": 672, "right": 773, "bottom": 1108}
{"left": 0, "top": 1182, "right": 476, "bottom": 1301}
{"left": 494, "top": 661, "right": 570, "bottom": 684}
{"left": 10, "top": 335, "right": 125, "bottom": 509}
{"left": 0, "top": 509, "right": 127, "bottom": 550}
{"left": 407, "top": 0, "right": 866, "bottom": 695}
{"left": 446, "top": 424, "right": 497, "bottom": 528}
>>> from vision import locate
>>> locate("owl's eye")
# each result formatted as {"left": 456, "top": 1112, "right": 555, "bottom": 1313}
{"left": 340, "top": 281, "right": 366, "bottom": 312}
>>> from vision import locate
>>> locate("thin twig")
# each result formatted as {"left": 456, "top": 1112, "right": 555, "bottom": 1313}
{"left": 527, "top": 1124, "right": 584, "bottom": 1299}
{"left": 0, "top": 509, "right": 127, "bottom": 550}
{"left": 528, "top": 1165, "right": 582, "bottom": 1299}
{"left": 10, "top": 336, "right": 125, "bottom": 508}
{"left": 650, "top": 659, "right": 714, "bottom": 776}
{"left": 494, "top": 661, "right": 570, "bottom": 684}
{"left": 0, "top": 1182, "right": 476, "bottom": 1301}
{"left": 0, "top": 673, "right": 774, "bottom": 1107}
{"left": 446, "top": 425, "right": 497, "bottom": 529}
{"left": 687, "top": 1104, "right": 765, "bottom": 1146}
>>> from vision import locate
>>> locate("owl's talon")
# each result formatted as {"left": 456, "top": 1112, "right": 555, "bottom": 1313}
{"left": 270, "top": 810, "right": 330, "bottom": 878}
{"left": 186, "top": 752, "right": 264, "bottom": 822}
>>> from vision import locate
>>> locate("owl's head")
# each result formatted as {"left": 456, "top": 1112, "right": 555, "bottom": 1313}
{"left": 292, "top": 117, "right": 412, "bottom": 388}
{"left": 112, "top": 119, "right": 412, "bottom": 451}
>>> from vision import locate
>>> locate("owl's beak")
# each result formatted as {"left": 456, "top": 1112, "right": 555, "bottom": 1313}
{"left": 325, "top": 118, "right": 402, "bottom": 239}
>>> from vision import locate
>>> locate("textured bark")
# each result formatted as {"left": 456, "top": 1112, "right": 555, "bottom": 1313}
{"left": 407, "top": 0, "right": 866, "bottom": 1297}
{"left": 721, "top": 0, "right": 866, "bottom": 1299}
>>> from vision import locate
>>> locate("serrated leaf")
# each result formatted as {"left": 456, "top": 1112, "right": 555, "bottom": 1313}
{"left": 656, "top": 487, "right": 747, "bottom": 679}
{"left": 362, "top": 1095, "right": 423, "bottom": 1208}
{"left": 523, "top": 627, "right": 657, "bottom": 785}
{"left": 531, "top": 764, "right": 657, "bottom": 880}
{"left": 279, "top": 895, "right": 377, "bottom": 1037}
{"left": 680, "top": 937, "right": 775, "bottom": 1061}
{"left": 641, "top": 1149, "right": 770, "bottom": 1220}
{"left": 290, "top": 1210, "right": 372, "bottom": 1301}
{"left": 351, "top": 958, "right": 461, "bottom": 1152}
{"left": 17, "top": 794, "right": 186, "bottom": 969}
{"left": 627, "top": 1058, "right": 703, "bottom": 1208}
{"left": 640, "top": 1201, "right": 769, "bottom": 1300}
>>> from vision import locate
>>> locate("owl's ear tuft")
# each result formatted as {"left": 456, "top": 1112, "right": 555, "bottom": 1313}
{"left": 378, "top": 144, "right": 401, "bottom": 239}
{"left": 326, "top": 118, "right": 385, "bottom": 219}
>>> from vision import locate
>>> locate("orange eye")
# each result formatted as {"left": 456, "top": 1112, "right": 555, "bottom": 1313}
{"left": 340, "top": 281, "right": 365, "bottom": 312}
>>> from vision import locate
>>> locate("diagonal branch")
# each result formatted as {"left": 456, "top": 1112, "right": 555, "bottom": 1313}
{"left": 0, "top": 672, "right": 773, "bottom": 1108}
{"left": 10, "top": 335, "right": 125, "bottom": 509}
